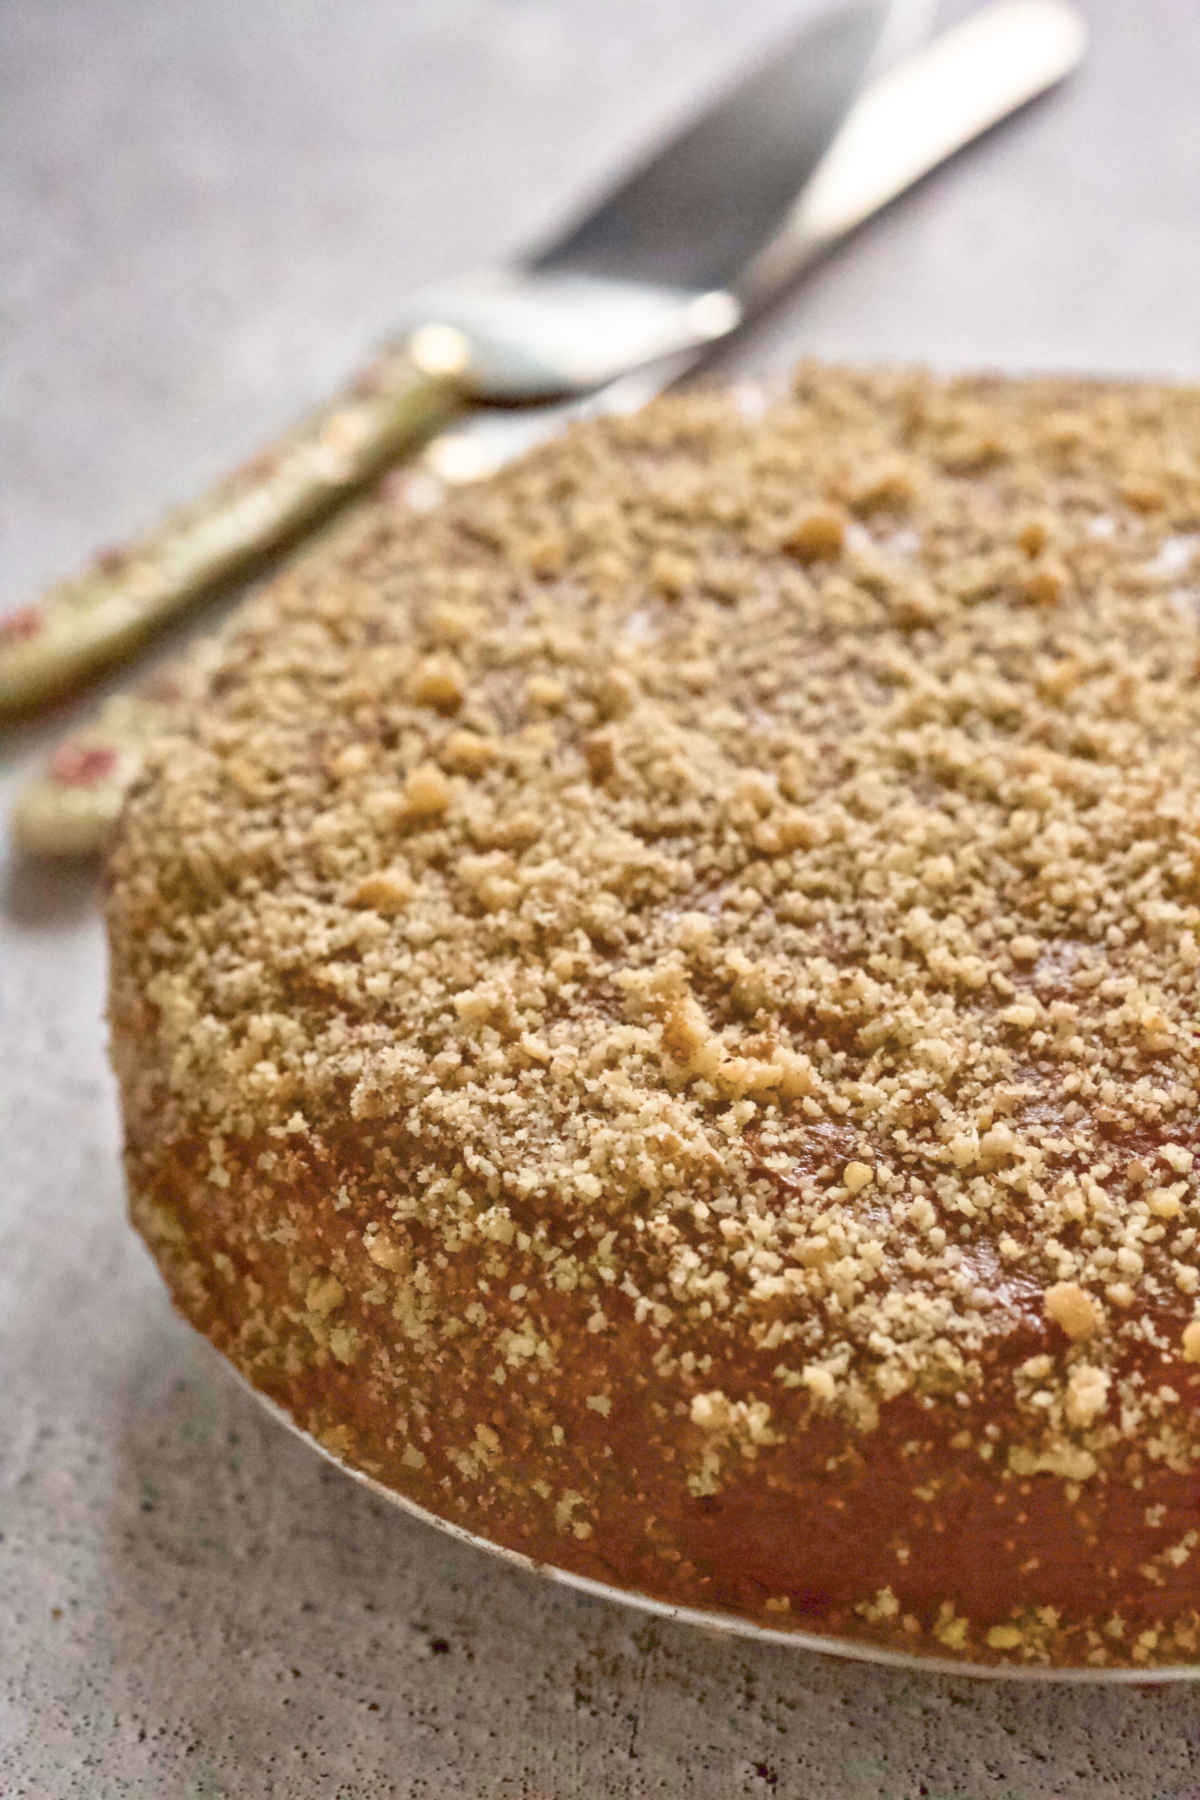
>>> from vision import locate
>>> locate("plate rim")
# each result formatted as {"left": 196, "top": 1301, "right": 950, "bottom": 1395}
{"left": 193, "top": 1329, "right": 1200, "bottom": 1686}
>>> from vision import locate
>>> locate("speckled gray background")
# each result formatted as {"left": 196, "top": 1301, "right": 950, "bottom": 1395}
{"left": 4, "top": 2, "right": 1200, "bottom": 1795}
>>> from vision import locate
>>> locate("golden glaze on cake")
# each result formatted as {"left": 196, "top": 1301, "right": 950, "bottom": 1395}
{"left": 107, "top": 365, "right": 1200, "bottom": 1669}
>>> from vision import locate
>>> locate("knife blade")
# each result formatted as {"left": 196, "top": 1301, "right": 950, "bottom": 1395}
{"left": 421, "top": 0, "right": 1086, "bottom": 488}
{"left": 0, "top": 1, "right": 891, "bottom": 718}
{"left": 529, "top": 1, "right": 895, "bottom": 295}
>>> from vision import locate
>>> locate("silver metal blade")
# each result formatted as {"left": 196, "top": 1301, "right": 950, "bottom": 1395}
{"left": 423, "top": 0, "right": 1086, "bottom": 487}
{"left": 532, "top": 2, "right": 891, "bottom": 295}
{"left": 398, "top": 3, "right": 894, "bottom": 401}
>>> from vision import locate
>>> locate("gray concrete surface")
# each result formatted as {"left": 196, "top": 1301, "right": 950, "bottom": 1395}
{"left": 3, "top": 2, "right": 1200, "bottom": 1794}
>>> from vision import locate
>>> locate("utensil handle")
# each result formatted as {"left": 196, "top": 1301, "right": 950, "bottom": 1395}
{"left": 0, "top": 343, "right": 460, "bottom": 716}
{"left": 11, "top": 500, "right": 382, "bottom": 858}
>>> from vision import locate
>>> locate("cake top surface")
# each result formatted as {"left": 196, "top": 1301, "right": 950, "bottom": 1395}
{"left": 110, "top": 363, "right": 1200, "bottom": 1467}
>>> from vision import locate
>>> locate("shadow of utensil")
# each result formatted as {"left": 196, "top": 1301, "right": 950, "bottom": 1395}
{"left": 3, "top": 843, "right": 102, "bottom": 927}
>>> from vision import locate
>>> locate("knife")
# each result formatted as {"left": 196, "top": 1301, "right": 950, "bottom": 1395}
{"left": 0, "top": 0, "right": 893, "bottom": 720}
{"left": 12, "top": 0, "right": 1087, "bottom": 857}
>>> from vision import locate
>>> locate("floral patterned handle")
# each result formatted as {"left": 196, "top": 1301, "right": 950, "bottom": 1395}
{"left": 0, "top": 345, "right": 459, "bottom": 716}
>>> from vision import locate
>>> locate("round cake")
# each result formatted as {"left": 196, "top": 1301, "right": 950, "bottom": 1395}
{"left": 108, "top": 364, "right": 1200, "bottom": 1671}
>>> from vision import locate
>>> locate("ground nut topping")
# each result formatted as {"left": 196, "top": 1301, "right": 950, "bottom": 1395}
{"left": 109, "top": 365, "right": 1200, "bottom": 1668}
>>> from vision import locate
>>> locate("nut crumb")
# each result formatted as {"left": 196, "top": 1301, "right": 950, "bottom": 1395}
{"left": 1045, "top": 1283, "right": 1101, "bottom": 1344}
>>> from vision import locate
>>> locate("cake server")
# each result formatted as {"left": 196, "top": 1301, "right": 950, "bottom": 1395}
{"left": 12, "top": 0, "right": 1087, "bottom": 856}
{"left": 0, "top": 0, "right": 895, "bottom": 718}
